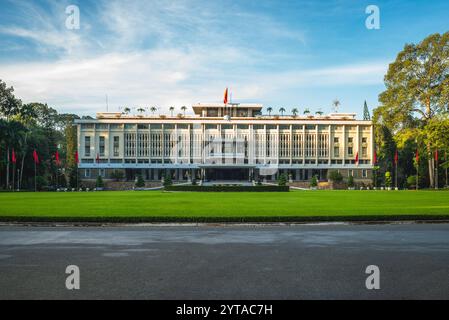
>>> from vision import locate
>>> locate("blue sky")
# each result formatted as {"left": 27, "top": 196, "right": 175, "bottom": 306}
{"left": 0, "top": 0, "right": 448, "bottom": 117}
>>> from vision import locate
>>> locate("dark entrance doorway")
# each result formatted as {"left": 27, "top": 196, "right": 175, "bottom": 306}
{"left": 205, "top": 168, "right": 249, "bottom": 181}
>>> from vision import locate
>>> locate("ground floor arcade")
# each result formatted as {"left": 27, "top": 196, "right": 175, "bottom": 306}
{"left": 80, "top": 167, "right": 372, "bottom": 183}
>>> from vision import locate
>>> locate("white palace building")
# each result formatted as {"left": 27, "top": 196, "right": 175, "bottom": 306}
{"left": 75, "top": 103, "right": 374, "bottom": 184}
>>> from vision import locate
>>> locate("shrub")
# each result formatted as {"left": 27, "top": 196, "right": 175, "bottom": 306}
{"left": 191, "top": 179, "right": 197, "bottom": 186}
{"left": 165, "top": 185, "right": 289, "bottom": 192}
{"left": 328, "top": 170, "right": 343, "bottom": 182}
{"left": 96, "top": 175, "right": 104, "bottom": 188}
{"left": 385, "top": 171, "right": 392, "bottom": 188}
{"left": 35, "top": 176, "right": 47, "bottom": 191}
{"left": 407, "top": 175, "right": 417, "bottom": 188}
{"left": 163, "top": 173, "right": 173, "bottom": 187}
{"left": 68, "top": 168, "right": 79, "bottom": 189}
{"left": 278, "top": 173, "right": 287, "bottom": 186}
{"left": 110, "top": 170, "right": 124, "bottom": 182}
{"left": 58, "top": 173, "right": 67, "bottom": 188}
{"left": 347, "top": 175, "right": 354, "bottom": 188}
{"left": 135, "top": 174, "right": 145, "bottom": 188}
{"left": 310, "top": 175, "right": 318, "bottom": 187}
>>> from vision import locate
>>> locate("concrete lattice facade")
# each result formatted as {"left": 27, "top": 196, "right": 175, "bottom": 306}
{"left": 75, "top": 103, "right": 374, "bottom": 183}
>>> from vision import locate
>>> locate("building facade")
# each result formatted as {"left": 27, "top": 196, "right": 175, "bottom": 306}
{"left": 75, "top": 103, "right": 374, "bottom": 183}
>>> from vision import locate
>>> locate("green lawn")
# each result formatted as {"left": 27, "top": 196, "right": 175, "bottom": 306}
{"left": 0, "top": 190, "right": 449, "bottom": 222}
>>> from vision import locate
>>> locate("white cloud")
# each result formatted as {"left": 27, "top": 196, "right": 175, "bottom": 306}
{"left": 1, "top": 46, "right": 387, "bottom": 115}
{"left": 0, "top": 0, "right": 387, "bottom": 115}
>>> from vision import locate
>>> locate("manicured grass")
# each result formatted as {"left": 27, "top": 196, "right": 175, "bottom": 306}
{"left": 0, "top": 190, "right": 449, "bottom": 222}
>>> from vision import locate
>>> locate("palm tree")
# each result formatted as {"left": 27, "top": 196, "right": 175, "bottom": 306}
{"left": 291, "top": 108, "right": 299, "bottom": 117}
{"left": 137, "top": 107, "right": 145, "bottom": 114}
{"left": 279, "top": 107, "right": 286, "bottom": 116}
{"left": 267, "top": 107, "right": 273, "bottom": 116}
{"left": 150, "top": 106, "right": 157, "bottom": 115}
{"left": 169, "top": 106, "right": 175, "bottom": 117}
{"left": 181, "top": 106, "right": 187, "bottom": 116}
{"left": 332, "top": 99, "right": 340, "bottom": 113}
{"left": 315, "top": 110, "right": 323, "bottom": 116}
{"left": 303, "top": 108, "right": 310, "bottom": 115}
{"left": 123, "top": 107, "right": 131, "bottom": 115}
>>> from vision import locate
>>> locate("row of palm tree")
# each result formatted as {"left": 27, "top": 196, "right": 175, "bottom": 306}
{"left": 122, "top": 106, "right": 188, "bottom": 116}
{"left": 265, "top": 107, "right": 324, "bottom": 116}
{"left": 122, "top": 105, "right": 331, "bottom": 117}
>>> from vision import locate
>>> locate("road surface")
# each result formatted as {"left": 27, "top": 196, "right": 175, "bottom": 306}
{"left": 0, "top": 223, "right": 449, "bottom": 299}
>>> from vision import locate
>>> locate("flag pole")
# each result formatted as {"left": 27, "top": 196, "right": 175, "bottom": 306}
{"left": 395, "top": 161, "right": 398, "bottom": 190}
{"left": 435, "top": 150, "right": 438, "bottom": 190}
{"left": 444, "top": 151, "right": 448, "bottom": 186}
{"left": 416, "top": 151, "right": 419, "bottom": 191}
{"left": 77, "top": 167, "right": 79, "bottom": 191}
{"left": 12, "top": 162, "right": 15, "bottom": 192}
{"left": 34, "top": 160, "right": 37, "bottom": 192}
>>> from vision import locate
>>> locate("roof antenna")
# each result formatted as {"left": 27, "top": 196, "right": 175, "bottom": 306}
{"left": 105, "top": 94, "right": 109, "bottom": 112}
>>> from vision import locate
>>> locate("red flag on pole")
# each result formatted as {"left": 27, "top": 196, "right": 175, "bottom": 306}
{"left": 355, "top": 151, "right": 359, "bottom": 164}
{"left": 96, "top": 154, "right": 100, "bottom": 164}
{"left": 415, "top": 149, "right": 419, "bottom": 163}
{"left": 75, "top": 151, "right": 79, "bottom": 164}
{"left": 223, "top": 87, "right": 228, "bottom": 104}
{"left": 435, "top": 149, "right": 439, "bottom": 162}
{"left": 373, "top": 150, "right": 377, "bottom": 164}
{"left": 394, "top": 150, "right": 398, "bottom": 165}
{"left": 32, "top": 149, "right": 39, "bottom": 164}
{"left": 11, "top": 148, "right": 16, "bottom": 164}
{"left": 55, "top": 150, "right": 60, "bottom": 165}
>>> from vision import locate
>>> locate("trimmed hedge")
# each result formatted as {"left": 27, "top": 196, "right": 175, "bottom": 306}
{"left": 1, "top": 215, "right": 449, "bottom": 224}
{"left": 164, "top": 185, "right": 290, "bottom": 192}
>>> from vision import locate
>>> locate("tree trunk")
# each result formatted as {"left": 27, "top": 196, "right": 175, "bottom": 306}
{"left": 426, "top": 99, "right": 435, "bottom": 188}
{"left": 428, "top": 147, "right": 435, "bottom": 188}
{"left": 19, "top": 132, "right": 28, "bottom": 189}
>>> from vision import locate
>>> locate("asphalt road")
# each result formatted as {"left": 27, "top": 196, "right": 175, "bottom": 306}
{"left": 1, "top": 223, "right": 449, "bottom": 299}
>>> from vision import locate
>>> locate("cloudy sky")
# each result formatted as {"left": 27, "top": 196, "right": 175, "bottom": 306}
{"left": 0, "top": 0, "right": 448, "bottom": 117}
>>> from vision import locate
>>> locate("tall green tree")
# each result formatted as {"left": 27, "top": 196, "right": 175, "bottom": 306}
{"left": 363, "top": 101, "right": 371, "bottom": 120}
{"left": 376, "top": 32, "right": 449, "bottom": 187}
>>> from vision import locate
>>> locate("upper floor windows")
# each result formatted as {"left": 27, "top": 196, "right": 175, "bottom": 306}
{"left": 99, "top": 136, "right": 105, "bottom": 156}
{"left": 84, "top": 136, "right": 91, "bottom": 156}
{"left": 113, "top": 136, "right": 120, "bottom": 157}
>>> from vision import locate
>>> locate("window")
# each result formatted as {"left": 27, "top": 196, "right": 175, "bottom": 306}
{"left": 99, "top": 169, "right": 105, "bottom": 177}
{"left": 334, "top": 147, "right": 340, "bottom": 157}
{"left": 99, "top": 136, "right": 105, "bottom": 156}
{"left": 96, "top": 124, "right": 108, "bottom": 130}
{"left": 348, "top": 170, "right": 354, "bottom": 177}
{"left": 362, "top": 147, "right": 367, "bottom": 157}
{"left": 362, "top": 169, "right": 367, "bottom": 178}
{"left": 207, "top": 108, "right": 218, "bottom": 117}
{"left": 362, "top": 137, "right": 368, "bottom": 157}
{"left": 84, "top": 136, "right": 91, "bottom": 156}
{"left": 347, "top": 137, "right": 353, "bottom": 156}
{"left": 84, "top": 169, "right": 91, "bottom": 178}
{"left": 113, "top": 136, "right": 120, "bottom": 157}
{"left": 334, "top": 137, "right": 339, "bottom": 143}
